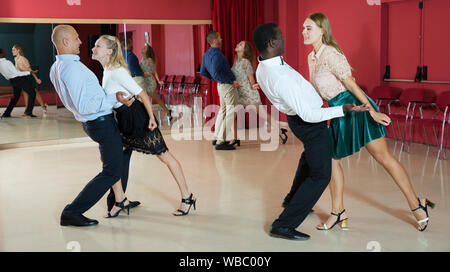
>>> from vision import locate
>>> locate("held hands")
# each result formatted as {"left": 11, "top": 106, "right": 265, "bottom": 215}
{"left": 370, "top": 111, "right": 392, "bottom": 126}
{"left": 233, "top": 81, "right": 242, "bottom": 88}
{"left": 116, "top": 91, "right": 135, "bottom": 107}
{"left": 148, "top": 116, "right": 158, "bottom": 131}
{"left": 342, "top": 103, "right": 371, "bottom": 113}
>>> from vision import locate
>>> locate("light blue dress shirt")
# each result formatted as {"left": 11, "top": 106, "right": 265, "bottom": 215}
{"left": 50, "top": 54, "right": 117, "bottom": 122}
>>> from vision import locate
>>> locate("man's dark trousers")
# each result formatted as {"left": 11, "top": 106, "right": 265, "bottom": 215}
{"left": 62, "top": 114, "right": 125, "bottom": 216}
{"left": 272, "top": 114, "right": 332, "bottom": 229}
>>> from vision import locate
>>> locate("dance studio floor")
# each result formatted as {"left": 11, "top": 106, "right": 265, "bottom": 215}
{"left": 0, "top": 130, "right": 449, "bottom": 252}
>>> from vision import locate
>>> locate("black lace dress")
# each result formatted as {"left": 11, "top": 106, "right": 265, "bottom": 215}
{"left": 114, "top": 99, "right": 168, "bottom": 155}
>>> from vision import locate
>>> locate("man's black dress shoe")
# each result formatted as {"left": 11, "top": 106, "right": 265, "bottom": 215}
{"left": 215, "top": 142, "right": 236, "bottom": 150}
{"left": 270, "top": 227, "right": 310, "bottom": 240}
{"left": 60, "top": 214, "right": 99, "bottom": 227}
{"left": 212, "top": 140, "right": 217, "bottom": 146}
{"left": 1, "top": 114, "right": 11, "bottom": 118}
{"left": 24, "top": 114, "right": 37, "bottom": 118}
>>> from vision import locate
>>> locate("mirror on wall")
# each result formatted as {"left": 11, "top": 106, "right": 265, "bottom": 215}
{"left": 0, "top": 22, "right": 210, "bottom": 146}
{"left": 0, "top": 23, "right": 61, "bottom": 145}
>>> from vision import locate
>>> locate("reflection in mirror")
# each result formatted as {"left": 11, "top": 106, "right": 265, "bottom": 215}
{"left": 0, "top": 23, "right": 59, "bottom": 145}
{"left": 117, "top": 23, "right": 210, "bottom": 132}
{"left": 0, "top": 22, "right": 211, "bottom": 146}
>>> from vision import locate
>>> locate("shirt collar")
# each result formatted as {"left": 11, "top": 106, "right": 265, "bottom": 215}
{"left": 56, "top": 54, "right": 80, "bottom": 61}
{"left": 311, "top": 44, "right": 326, "bottom": 61}
{"left": 258, "top": 55, "right": 284, "bottom": 66}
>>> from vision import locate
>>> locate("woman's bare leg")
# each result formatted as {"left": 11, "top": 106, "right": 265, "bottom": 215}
{"left": 157, "top": 151, "right": 193, "bottom": 214}
{"left": 317, "top": 158, "right": 349, "bottom": 229}
{"left": 364, "top": 137, "right": 428, "bottom": 229}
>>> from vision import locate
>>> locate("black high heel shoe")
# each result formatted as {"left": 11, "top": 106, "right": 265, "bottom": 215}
{"left": 105, "top": 197, "right": 131, "bottom": 218}
{"left": 412, "top": 198, "right": 435, "bottom": 231}
{"left": 173, "top": 193, "right": 197, "bottom": 216}
{"left": 280, "top": 128, "right": 288, "bottom": 144}
{"left": 230, "top": 139, "right": 240, "bottom": 147}
{"left": 316, "top": 209, "right": 348, "bottom": 230}
{"left": 168, "top": 110, "right": 173, "bottom": 122}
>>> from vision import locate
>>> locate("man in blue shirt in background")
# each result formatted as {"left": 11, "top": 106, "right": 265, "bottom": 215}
{"left": 200, "top": 31, "right": 241, "bottom": 150}
{"left": 50, "top": 25, "right": 139, "bottom": 227}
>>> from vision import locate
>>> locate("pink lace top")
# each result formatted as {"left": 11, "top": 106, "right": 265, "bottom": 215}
{"left": 308, "top": 44, "right": 352, "bottom": 101}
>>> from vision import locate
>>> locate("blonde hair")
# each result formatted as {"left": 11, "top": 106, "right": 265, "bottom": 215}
{"left": 99, "top": 35, "right": 129, "bottom": 71}
{"left": 307, "top": 12, "right": 343, "bottom": 54}
{"left": 13, "top": 45, "right": 24, "bottom": 56}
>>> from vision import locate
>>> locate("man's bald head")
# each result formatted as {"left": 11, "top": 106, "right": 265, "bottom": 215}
{"left": 52, "top": 25, "right": 82, "bottom": 55}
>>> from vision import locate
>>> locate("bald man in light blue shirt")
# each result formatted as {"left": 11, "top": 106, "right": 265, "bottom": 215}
{"left": 50, "top": 25, "right": 137, "bottom": 227}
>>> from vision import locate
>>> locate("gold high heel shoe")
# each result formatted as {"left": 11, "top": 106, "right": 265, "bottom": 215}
{"left": 316, "top": 209, "right": 349, "bottom": 230}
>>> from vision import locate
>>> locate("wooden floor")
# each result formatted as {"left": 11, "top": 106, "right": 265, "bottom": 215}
{"left": 0, "top": 125, "right": 449, "bottom": 251}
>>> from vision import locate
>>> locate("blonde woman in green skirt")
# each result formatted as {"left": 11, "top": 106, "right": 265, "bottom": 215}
{"left": 282, "top": 12, "right": 434, "bottom": 232}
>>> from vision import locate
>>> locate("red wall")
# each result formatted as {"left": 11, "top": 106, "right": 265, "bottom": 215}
{"left": 297, "top": 0, "right": 382, "bottom": 94}
{"left": 0, "top": 0, "right": 211, "bottom": 20}
{"left": 163, "top": 25, "right": 196, "bottom": 77}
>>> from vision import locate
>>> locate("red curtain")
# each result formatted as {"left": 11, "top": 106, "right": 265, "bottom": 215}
{"left": 207, "top": 0, "right": 264, "bottom": 110}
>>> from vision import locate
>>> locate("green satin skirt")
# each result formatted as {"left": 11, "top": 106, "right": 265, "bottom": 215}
{"left": 327, "top": 90, "right": 387, "bottom": 159}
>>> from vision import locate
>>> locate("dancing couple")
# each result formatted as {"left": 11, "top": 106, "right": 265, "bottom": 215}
{"left": 200, "top": 31, "right": 288, "bottom": 151}
{"left": 254, "top": 15, "right": 433, "bottom": 240}
{"left": 50, "top": 25, "right": 196, "bottom": 227}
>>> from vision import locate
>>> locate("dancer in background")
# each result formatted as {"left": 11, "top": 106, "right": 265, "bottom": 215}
{"left": 0, "top": 48, "right": 36, "bottom": 118}
{"left": 140, "top": 44, "right": 172, "bottom": 121}
{"left": 200, "top": 31, "right": 242, "bottom": 150}
{"left": 231, "top": 40, "right": 289, "bottom": 146}
{"left": 12, "top": 45, "right": 48, "bottom": 117}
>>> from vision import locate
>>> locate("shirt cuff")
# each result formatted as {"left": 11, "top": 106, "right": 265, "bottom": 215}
{"left": 336, "top": 106, "right": 345, "bottom": 117}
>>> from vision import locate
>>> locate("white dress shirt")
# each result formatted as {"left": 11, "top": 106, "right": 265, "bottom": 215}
{"left": 102, "top": 67, "right": 143, "bottom": 109}
{"left": 0, "top": 58, "right": 30, "bottom": 80}
{"left": 256, "top": 56, "right": 344, "bottom": 123}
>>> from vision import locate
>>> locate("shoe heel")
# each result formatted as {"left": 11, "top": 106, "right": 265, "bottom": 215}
{"left": 426, "top": 199, "right": 435, "bottom": 209}
{"left": 340, "top": 219, "right": 348, "bottom": 229}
